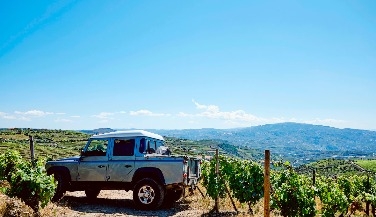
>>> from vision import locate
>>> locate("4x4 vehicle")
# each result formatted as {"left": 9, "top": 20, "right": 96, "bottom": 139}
{"left": 45, "top": 130, "right": 201, "bottom": 210}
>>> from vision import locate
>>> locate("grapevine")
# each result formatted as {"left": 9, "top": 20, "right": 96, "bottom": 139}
{"left": 271, "top": 164, "right": 316, "bottom": 217}
{"left": 221, "top": 156, "right": 264, "bottom": 214}
{"left": 0, "top": 150, "right": 57, "bottom": 213}
{"left": 315, "top": 176, "right": 348, "bottom": 217}
{"left": 201, "top": 157, "right": 226, "bottom": 199}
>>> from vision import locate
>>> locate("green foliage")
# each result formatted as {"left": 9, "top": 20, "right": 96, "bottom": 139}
{"left": 0, "top": 128, "right": 89, "bottom": 161}
{"left": 362, "top": 175, "right": 376, "bottom": 214}
{"left": 201, "top": 155, "right": 264, "bottom": 213}
{"left": 201, "top": 158, "right": 227, "bottom": 199}
{"left": 271, "top": 166, "right": 316, "bottom": 217}
{"left": 0, "top": 150, "right": 56, "bottom": 213}
{"left": 316, "top": 176, "right": 348, "bottom": 217}
{"left": 221, "top": 156, "right": 264, "bottom": 213}
{"left": 337, "top": 175, "right": 364, "bottom": 205}
{"left": 201, "top": 155, "right": 376, "bottom": 216}
{"left": 356, "top": 160, "right": 376, "bottom": 173}
{"left": 0, "top": 150, "right": 23, "bottom": 182}
{"left": 297, "top": 159, "right": 369, "bottom": 177}
{"left": 218, "top": 142, "right": 241, "bottom": 158}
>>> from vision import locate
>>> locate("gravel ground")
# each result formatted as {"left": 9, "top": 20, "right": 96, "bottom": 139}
{"left": 1, "top": 184, "right": 273, "bottom": 217}
{"left": 45, "top": 190, "right": 207, "bottom": 217}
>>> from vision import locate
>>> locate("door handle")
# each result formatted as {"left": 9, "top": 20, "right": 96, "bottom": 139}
{"left": 98, "top": 165, "right": 105, "bottom": 168}
{"left": 125, "top": 165, "right": 132, "bottom": 168}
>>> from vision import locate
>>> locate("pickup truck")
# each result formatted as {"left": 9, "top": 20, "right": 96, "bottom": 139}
{"left": 45, "top": 130, "right": 201, "bottom": 210}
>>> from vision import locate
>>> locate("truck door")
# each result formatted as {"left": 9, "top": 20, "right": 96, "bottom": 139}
{"left": 77, "top": 138, "right": 109, "bottom": 181}
{"left": 107, "top": 138, "right": 135, "bottom": 182}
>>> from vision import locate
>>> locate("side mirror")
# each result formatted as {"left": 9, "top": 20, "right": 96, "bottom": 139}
{"left": 80, "top": 149, "right": 86, "bottom": 156}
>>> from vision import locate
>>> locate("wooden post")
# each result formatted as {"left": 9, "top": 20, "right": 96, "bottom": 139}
{"left": 366, "top": 175, "right": 370, "bottom": 215}
{"left": 312, "top": 168, "right": 316, "bottom": 186}
{"left": 264, "top": 150, "right": 270, "bottom": 217}
{"left": 29, "top": 135, "right": 35, "bottom": 165}
{"left": 215, "top": 148, "right": 219, "bottom": 214}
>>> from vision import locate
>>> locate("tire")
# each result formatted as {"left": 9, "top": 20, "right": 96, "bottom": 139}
{"left": 133, "top": 178, "right": 165, "bottom": 210}
{"left": 85, "top": 189, "right": 101, "bottom": 199}
{"left": 169, "top": 188, "right": 184, "bottom": 202}
{"left": 51, "top": 172, "right": 66, "bottom": 202}
{"left": 163, "top": 188, "right": 184, "bottom": 207}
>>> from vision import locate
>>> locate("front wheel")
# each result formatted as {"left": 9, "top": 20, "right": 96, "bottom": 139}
{"left": 133, "top": 178, "right": 165, "bottom": 210}
{"left": 51, "top": 172, "right": 66, "bottom": 202}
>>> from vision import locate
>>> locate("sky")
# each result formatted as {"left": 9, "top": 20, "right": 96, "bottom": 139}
{"left": 0, "top": 0, "right": 375, "bottom": 130}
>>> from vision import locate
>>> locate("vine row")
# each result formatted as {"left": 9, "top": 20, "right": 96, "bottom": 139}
{"left": 201, "top": 155, "right": 376, "bottom": 216}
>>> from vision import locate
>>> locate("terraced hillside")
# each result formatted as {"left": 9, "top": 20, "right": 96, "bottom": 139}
{"left": 356, "top": 159, "right": 376, "bottom": 173}
{"left": 0, "top": 128, "right": 89, "bottom": 160}
{"left": 295, "top": 158, "right": 376, "bottom": 177}
{"left": 0, "top": 128, "right": 262, "bottom": 161}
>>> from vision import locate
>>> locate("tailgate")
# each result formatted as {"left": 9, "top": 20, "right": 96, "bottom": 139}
{"left": 186, "top": 158, "right": 201, "bottom": 186}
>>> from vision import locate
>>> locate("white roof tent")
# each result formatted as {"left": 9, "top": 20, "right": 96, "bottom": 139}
{"left": 90, "top": 130, "right": 164, "bottom": 141}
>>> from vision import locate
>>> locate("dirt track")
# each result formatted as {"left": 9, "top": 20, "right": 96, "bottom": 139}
{"left": 49, "top": 190, "right": 206, "bottom": 217}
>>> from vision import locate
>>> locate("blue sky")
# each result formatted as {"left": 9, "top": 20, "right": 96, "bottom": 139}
{"left": 0, "top": 0, "right": 375, "bottom": 130}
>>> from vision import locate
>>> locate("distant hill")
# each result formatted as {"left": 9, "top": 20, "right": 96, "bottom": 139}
{"left": 5, "top": 123, "right": 375, "bottom": 166}
{"left": 78, "top": 123, "right": 376, "bottom": 165}
{"left": 80, "top": 128, "right": 116, "bottom": 135}
{"left": 1, "top": 128, "right": 260, "bottom": 162}
{"left": 150, "top": 123, "right": 376, "bottom": 165}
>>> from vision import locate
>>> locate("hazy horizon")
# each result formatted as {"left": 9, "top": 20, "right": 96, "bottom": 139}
{"left": 2, "top": 122, "right": 376, "bottom": 132}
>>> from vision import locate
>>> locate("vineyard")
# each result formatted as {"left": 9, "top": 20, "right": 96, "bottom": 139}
{"left": 201, "top": 155, "right": 376, "bottom": 216}
{"left": 0, "top": 150, "right": 56, "bottom": 215}
{"left": 2, "top": 128, "right": 376, "bottom": 216}
{"left": 0, "top": 128, "right": 260, "bottom": 161}
{"left": 0, "top": 129, "right": 88, "bottom": 160}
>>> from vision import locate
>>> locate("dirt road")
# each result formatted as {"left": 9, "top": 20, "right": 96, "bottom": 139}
{"left": 47, "top": 190, "right": 207, "bottom": 217}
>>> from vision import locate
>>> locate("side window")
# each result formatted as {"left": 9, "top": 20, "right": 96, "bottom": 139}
{"left": 156, "top": 140, "right": 164, "bottom": 148}
{"left": 146, "top": 139, "right": 156, "bottom": 154}
{"left": 113, "top": 139, "right": 135, "bottom": 156}
{"left": 85, "top": 139, "right": 108, "bottom": 156}
{"left": 139, "top": 138, "right": 146, "bottom": 153}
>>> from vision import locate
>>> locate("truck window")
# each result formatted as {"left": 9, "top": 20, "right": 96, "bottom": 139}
{"left": 85, "top": 139, "right": 108, "bottom": 156}
{"left": 114, "top": 139, "right": 135, "bottom": 156}
{"left": 139, "top": 138, "right": 146, "bottom": 153}
{"left": 146, "top": 139, "right": 156, "bottom": 154}
{"left": 156, "top": 140, "right": 164, "bottom": 149}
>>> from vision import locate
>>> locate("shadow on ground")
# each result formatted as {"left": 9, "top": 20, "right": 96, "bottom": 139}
{"left": 201, "top": 209, "right": 243, "bottom": 217}
{"left": 59, "top": 195, "right": 189, "bottom": 217}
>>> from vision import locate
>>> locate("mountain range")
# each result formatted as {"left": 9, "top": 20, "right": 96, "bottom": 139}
{"left": 152, "top": 123, "right": 376, "bottom": 165}
{"left": 81, "top": 123, "right": 376, "bottom": 165}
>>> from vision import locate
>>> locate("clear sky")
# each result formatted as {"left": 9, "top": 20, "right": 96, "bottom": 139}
{"left": 0, "top": 0, "right": 375, "bottom": 130}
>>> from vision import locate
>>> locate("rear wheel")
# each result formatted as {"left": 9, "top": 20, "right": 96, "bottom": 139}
{"left": 133, "top": 178, "right": 165, "bottom": 210}
{"left": 163, "top": 188, "right": 184, "bottom": 207}
{"left": 85, "top": 189, "right": 101, "bottom": 199}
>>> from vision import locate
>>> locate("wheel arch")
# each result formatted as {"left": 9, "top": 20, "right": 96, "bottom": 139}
{"left": 132, "top": 167, "right": 165, "bottom": 186}
{"left": 47, "top": 166, "right": 71, "bottom": 181}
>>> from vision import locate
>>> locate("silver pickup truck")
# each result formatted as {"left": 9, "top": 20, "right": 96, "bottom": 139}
{"left": 45, "top": 130, "right": 201, "bottom": 210}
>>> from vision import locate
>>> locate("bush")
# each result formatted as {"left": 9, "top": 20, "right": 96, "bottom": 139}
{"left": 316, "top": 176, "right": 348, "bottom": 217}
{"left": 221, "top": 157, "right": 264, "bottom": 214}
{"left": 271, "top": 164, "right": 316, "bottom": 217}
{"left": 0, "top": 150, "right": 23, "bottom": 182}
{"left": 201, "top": 155, "right": 264, "bottom": 214}
{"left": 0, "top": 150, "right": 56, "bottom": 213}
{"left": 201, "top": 158, "right": 227, "bottom": 200}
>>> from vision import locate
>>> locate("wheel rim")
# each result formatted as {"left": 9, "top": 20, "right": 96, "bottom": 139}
{"left": 137, "top": 185, "right": 155, "bottom": 204}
